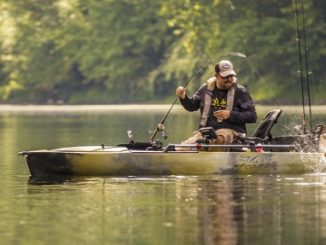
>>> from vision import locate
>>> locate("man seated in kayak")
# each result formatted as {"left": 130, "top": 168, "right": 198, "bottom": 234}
{"left": 175, "top": 60, "right": 257, "bottom": 147}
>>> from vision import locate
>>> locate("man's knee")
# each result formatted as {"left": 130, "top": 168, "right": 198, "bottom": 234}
{"left": 214, "top": 129, "right": 238, "bottom": 144}
{"left": 181, "top": 131, "right": 203, "bottom": 144}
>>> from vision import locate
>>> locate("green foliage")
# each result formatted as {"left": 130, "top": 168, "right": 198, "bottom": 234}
{"left": 0, "top": 0, "right": 325, "bottom": 104}
{"left": 155, "top": 0, "right": 326, "bottom": 104}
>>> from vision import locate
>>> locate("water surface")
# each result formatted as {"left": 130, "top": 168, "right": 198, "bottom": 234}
{"left": 1, "top": 105, "right": 326, "bottom": 244}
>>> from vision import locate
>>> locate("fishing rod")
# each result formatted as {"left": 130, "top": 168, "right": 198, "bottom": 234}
{"left": 150, "top": 51, "right": 247, "bottom": 142}
{"left": 294, "top": 0, "right": 307, "bottom": 134}
{"left": 300, "top": 0, "right": 313, "bottom": 132}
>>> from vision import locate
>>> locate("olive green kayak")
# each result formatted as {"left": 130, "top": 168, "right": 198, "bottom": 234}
{"left": 19, "top": 145, "right": 326, "bottom": 176}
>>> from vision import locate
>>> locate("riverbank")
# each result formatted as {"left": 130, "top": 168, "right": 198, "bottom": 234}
{"left": 0, "top": 104, "right": 325, "bottom": 114}
{"left": 0, "top": 104, "right": 179, "bottom": 113}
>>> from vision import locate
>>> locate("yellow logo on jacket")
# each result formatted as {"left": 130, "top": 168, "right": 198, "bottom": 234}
{"left": 212, "top": 98, "right": 227, "bottom": 110}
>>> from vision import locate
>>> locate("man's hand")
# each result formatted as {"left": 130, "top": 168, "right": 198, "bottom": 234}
{"left": 213, "top": 110, "right": 230, "bottom": 120}
{"left": 176, "top": 86, "right": 186, "bottom": 99}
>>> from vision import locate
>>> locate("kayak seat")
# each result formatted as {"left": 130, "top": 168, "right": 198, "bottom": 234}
{"left": 252, "top": 109, "right": 282, "bottom": 139}
{"left": 235, "top": 109, "right": 282, "bottom": 144}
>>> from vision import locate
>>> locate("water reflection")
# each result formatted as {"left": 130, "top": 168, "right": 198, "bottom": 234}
{"left": 28, "top": 175, "right": 73, "bottom": 185}
{"left": 18, "top": 175, "right": 326, "bottom": 244}
{"left": 195, "top": 175, "right": 326, "bottom": 245}
{"left": 1, "top": 107, "right": 326, "bottom": 244}
{"left": 197, "top": 177, "right": 238, "bottom": 245}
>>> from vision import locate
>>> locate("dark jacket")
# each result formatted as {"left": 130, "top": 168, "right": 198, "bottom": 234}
{"left": 180, "top": 82, "right": 257, "bottom": 134}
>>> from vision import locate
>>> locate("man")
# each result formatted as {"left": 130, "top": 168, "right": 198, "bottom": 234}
{"left": 176, "top": 60, "right": 257, "bottom": 146}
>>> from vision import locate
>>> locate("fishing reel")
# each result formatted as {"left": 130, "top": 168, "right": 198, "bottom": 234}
{"left": 156, "top": 123, "right": 168, "bottom": 140}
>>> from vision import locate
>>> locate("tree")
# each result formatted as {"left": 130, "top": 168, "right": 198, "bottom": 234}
{"left": 154, "top": 0, "right": 326, "bottom": 104}
{"left": 0, "top": 0, "right": 325, "bottom": 104}
{"left": 1, "top": 0, "right": 174, "bottom": 103}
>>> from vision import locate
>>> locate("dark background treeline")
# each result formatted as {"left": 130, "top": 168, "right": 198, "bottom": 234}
{"left": 0, "top": 0, "right": 325, "bottom": 104}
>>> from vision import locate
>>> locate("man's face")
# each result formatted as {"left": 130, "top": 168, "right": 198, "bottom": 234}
{"left": 216, "top": 74, "right": 235, "bottom": 90}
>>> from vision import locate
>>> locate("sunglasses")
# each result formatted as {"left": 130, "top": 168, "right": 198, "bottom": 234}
{"left": 220, "top": 75, "right": 235, "bottom": 80}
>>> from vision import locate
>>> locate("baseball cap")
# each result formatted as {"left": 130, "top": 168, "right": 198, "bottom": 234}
{"left": 217, "top": 60, "right": 236, "bottom": 77}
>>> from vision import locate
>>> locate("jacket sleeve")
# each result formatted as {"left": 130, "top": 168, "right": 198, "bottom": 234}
{"left": 179, "top": 84, "right": 205, "bottom": 112}
{"left": 228, "top": 88, "right": 257, "bottom": 124}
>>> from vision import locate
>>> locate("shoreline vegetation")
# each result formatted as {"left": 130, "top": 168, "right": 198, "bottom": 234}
{"left": 0, "top": 104, "right": 325, "bottom": 114}
{"left": 0, "top": 1, "right": 325, "bottom": 105}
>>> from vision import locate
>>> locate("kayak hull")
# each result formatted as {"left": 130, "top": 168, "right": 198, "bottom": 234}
{"left": 21, "top": 146, "right": 326, "bottom": 176}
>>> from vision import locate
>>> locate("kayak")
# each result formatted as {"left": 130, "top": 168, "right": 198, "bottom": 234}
{"left": 19, "top": 144, "right": 326, "bottom": 176}
{"left": 19, "top": 109, "right": 326, "bottom": 176}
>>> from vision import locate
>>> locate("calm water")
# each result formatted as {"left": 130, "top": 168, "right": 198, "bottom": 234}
{"left": 1, "top": 106, "right": 326, "bottom": 245}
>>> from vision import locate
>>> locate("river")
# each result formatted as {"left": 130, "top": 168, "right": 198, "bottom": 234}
{"left": 1, "top": 105, "right": 326, "bottom": 244}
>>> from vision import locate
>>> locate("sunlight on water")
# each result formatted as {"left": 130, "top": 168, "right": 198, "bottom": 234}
{"left": 294, "top": 182, "right": 325, "bottom": 186}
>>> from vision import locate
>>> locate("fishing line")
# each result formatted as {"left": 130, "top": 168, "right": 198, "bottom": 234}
{"left": 241, "top": 57, "right": 282, "bottom": 107}
{"left": 150, "top": 51, "right": 247, "bottom": 142}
